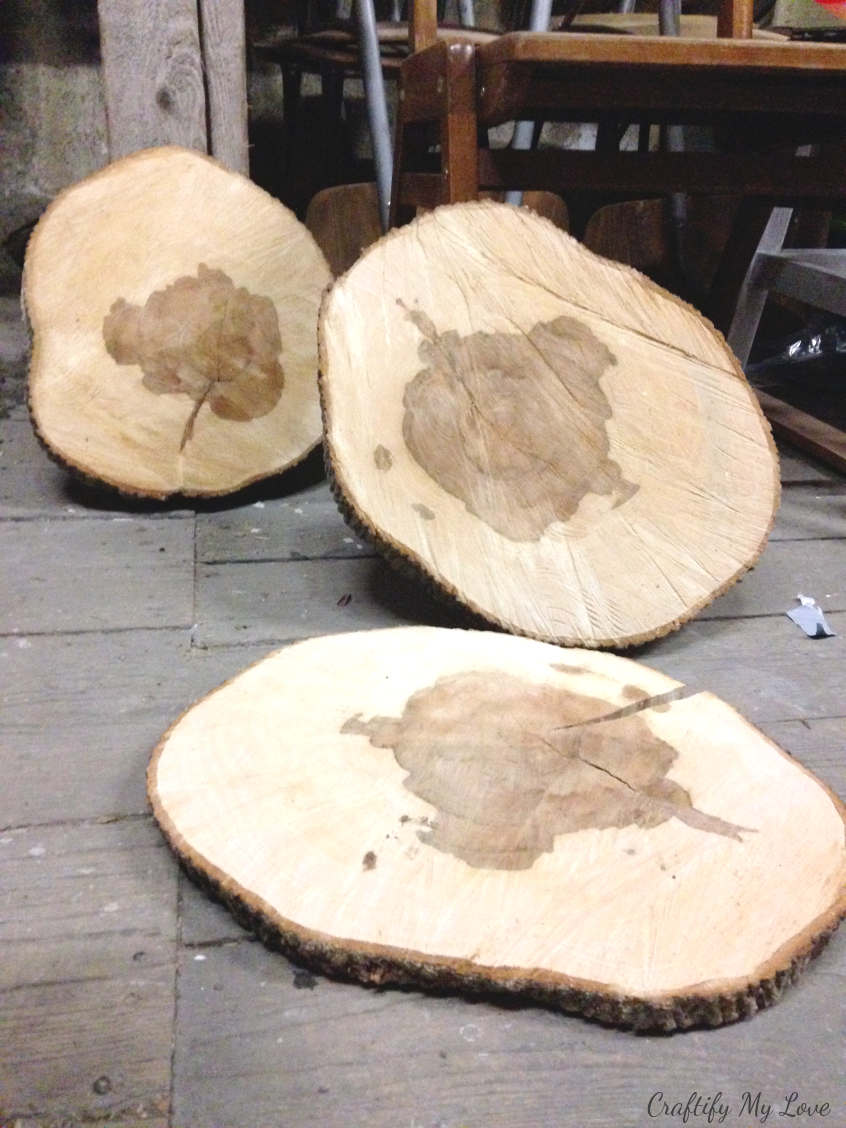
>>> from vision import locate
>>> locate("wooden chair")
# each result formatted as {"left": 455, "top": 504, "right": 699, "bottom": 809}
{"left": 726, "top": 199, "right": 846, "bottom": 470}
{"left": 389, "top": 0, "right": 846, "bottom": 336}
{"left": 255, "top": 0, "right": 492, "bottom": 227}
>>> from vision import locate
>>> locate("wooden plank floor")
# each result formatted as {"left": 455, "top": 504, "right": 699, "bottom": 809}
{"left": 1, "top": 310, "right": 845, "bottom": 1127}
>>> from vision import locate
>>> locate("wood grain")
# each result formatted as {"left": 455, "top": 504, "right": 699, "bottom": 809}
{"left": 170, "top": 930, "right": 845, "bottom": 1128}
{"left": 758, "top": 391, "right": 846, "bottom": 475}
{"left": 97, "top": 0, "right": 207, "bottom": 159}
{"left": 477, "top": 30, "right": 846, "bottom": 71}
{"left": 196, "top": 481, "right": 374, "bottom": 564}
{"left": 149, "top": 627, "right": 846, "bottom": 1031}
{"left": 320, "top": 201, "right": 779, "bottom": 648}
{"left": 0, "top": 628, "right": 273, "bottom": 827}
{"left": 198, "top": 0, "right": 249, "bottom": 174}
{"left": 0, "top": 516, "right": 194, "bottom": 634}
{"left": 0, "top": 818, "right": 176, "bottom": 1121}
{"left": 639, "top": 611, "right": 846, "bottom": 725}
{"left": 193, "top": 556, "right": 458, "bottom": 648}
{"left": 25, "top": 147, "right": 331, "bottom": 497}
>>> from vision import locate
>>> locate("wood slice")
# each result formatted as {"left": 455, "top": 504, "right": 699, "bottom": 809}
{"left": 319, "top": 201, "right": 779, "bottom": 648}
{"left": 24, "top": 146, "right": 332, "bottom": 498}
{"left": 149, "top": 626, "right": 846, "bottom": 1031}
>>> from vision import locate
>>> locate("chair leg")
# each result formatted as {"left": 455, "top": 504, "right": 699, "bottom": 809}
{"left": 726, "top": 207, "right": 793, "bottom": 365}
{"left": 705, "top": 198, "right": 774, "bottom": 339}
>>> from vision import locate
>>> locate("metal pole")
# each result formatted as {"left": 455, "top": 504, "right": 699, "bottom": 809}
{"left": 356, "top": 0, "right": 394, "bottom": 230}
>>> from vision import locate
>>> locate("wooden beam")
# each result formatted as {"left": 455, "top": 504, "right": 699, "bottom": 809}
{"left": 476, "top": 148, "right": 846, "bottom": 201}
{"left": 97, "top": 0, "right": 207, "bottom": 159}
{"left": 198, "top": 0, "right": 250, "bottom": 174}
{"left": 758, "top": 391, "right": 846, "bottom": 475}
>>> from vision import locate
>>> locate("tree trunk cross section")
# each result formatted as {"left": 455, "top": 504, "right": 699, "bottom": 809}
{"left": 320, "top": 201, "right": 781, "bottom": 649}
{"left": 149, "top": 627, "right": 846, "bottom": 1032}
{"left": 25, "top": 148, "right": 331, "bottom": 498}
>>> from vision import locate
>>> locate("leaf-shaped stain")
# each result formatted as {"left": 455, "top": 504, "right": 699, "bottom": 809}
{"left": 401, "top": 307, "right": 637, "bottom": 541}
{"left": 103, "top": 264, "right": 285, "bottom": 450}
{"left": 342, "top": 671, "right": 749, "bottom": 870}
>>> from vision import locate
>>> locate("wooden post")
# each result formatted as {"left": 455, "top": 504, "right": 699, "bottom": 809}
{"left": 410, "top": 0, "right": 438, "bottom": 52}
{"left": 97, "top": 0, "right": 249, "bottom": 175}
{"left": 198, "top": 0, "right": 250, "bottom": 174}
{"left": 97, "top": 0, "right": 207, "bottom": 159}
{"left": 717, "top": 0, "right": 754, "bottom": 39}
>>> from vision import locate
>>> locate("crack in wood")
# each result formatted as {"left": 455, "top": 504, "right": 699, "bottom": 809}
{"left": 342, "top": 671, "right": 748, "bottom": 869}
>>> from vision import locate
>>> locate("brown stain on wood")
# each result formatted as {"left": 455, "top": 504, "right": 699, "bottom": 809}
{"left": 362, "top": 850, "right": 377, "bottom": 870}
{"left": 413, "top": 502, "right": 436, "bottom": 520}
{"left": 343, "top": 671, "right": 748, "bottom": 870}
{"left": 103, "top": 264, "right": 285, "bottom": 450}
{"left": 373, "top": 444, "right": 393, "bottom": 470}
{"left": 400, "top": 306, "right": 637, "bottom": 541}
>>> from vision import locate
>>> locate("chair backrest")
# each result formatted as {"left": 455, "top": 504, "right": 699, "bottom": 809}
{"left": 410, "top": 0, "right": 755, "bottom": 49}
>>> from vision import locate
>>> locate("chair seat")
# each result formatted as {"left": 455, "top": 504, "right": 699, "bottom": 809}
{"left": 256, "top": 24, "right": 497, "bottom": 72}
{"left": 477, "top": 29, "right": 846, "bottom": 69}
{"left": 474, "top": 32, "right": 846, "bottom": 124}
{"left": 564, "top": 13, "right": 786, "bottom": 39}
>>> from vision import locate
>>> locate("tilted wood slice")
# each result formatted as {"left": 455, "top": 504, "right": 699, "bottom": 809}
{"left": 149, "top": 626, "right": 846, "bottom": 1031}
{"left": 24, "top": 146, "right": 332, "bottom": 497}
{"left": 319, "top": 201, "right": 780, "bottom": 648}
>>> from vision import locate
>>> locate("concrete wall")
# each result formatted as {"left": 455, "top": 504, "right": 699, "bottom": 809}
{"left": 1, "top": 1, "right": 108, "bottom": 241}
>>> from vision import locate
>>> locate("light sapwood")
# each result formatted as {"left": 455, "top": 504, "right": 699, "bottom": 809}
{"left": 149, "top": 626, "right": 846, "bottom": 1030}
{"left": 25, "top": 147, "right": 331, "bottom": 497}
{"left": 320, "top": 201, "right": 780, "bottom": 647}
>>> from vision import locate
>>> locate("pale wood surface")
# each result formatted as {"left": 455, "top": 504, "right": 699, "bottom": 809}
{"left": 150, "top": 628, "right": 846, "bottom": 1028}
{"left": 639, "top": 611, "right": 846, "bottom": 724}
{"left": 321, "top": 201, "right": 779, "bottom": 648}
{"left": 25, "top": 147, "right": 331, "bottom": 498}
{"left": 2, "top": 290, "right": 845, "bottom": 1122}
{"left": 97, "top": 0, "right": 207, "bottom": 159}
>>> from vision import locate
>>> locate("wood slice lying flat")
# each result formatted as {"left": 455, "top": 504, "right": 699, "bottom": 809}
{"left": 149, "top": 626, "right": 846, "bottom": 1031}
{"left": 319, "top": 201, "right": 779, "bottom": 648}
{"left": 24, "top": 146, "right": 332, "bottom": 497}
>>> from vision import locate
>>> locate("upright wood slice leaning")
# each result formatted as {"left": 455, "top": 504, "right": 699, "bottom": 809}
{"left": 149, "top": 627, "right": 846, "bottom": 1031}
{"left": 24, "top": 146, "right": 332, "bottom": 497}
{"left": 319, "top": 201, "right": 780, "bottom": 648}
